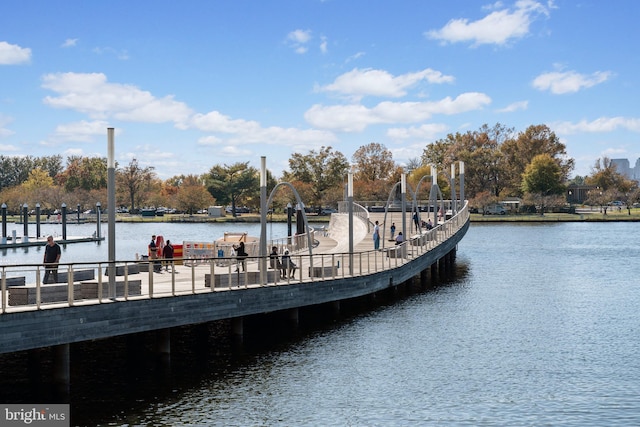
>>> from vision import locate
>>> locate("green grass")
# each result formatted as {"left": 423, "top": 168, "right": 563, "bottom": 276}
{"left": 471, "top": 209, "right": 640, "bottom": 222}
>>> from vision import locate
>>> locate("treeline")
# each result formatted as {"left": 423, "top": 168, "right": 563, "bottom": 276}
{"left": 1, "top": 123, "right": 638, "bottom": 216}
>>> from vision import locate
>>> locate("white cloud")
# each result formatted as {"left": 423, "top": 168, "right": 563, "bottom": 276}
{"left": 320, "top": 36, "right": 328, "bottom": 54}
{"left": 532, "top": 70, "right": 612, "bottom": 94}
{"left": 0, "top": 41, "right": 31, "bottom": 65}
{"left": 61, "top": 38, "right": 78, "bottom": 48}
{"left": 554, "top": 117, "right": 640, "bottom": 134}
{"left": 189, "top": 110, "right": 336, "bottom": 146}
{"left": 287, "top": 29, "right": 312, "bottom": 54}
{"left": 426, "top": 0, "right": 550, "bottom": 46}
{"left": 42, "top": 72, "right": 193, "bottom": 123}
{"left": 346, "top": 52, "right": 365, "bottom": 63}
{"left": 386, "top": 123, "right": 449, "bottom": 140}
{"left": 496, "top": 100, "right": 528, "bottom": 112}
{"left": 305, "top": 92, "right": 491, "bottom": 132}
{"left": 50, "top": 120, "right": 111, "bottom": 143}
{"left": 318, "top": 68, "right": 455, "bottom": 100}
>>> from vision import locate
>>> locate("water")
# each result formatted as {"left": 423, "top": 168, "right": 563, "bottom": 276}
{"left": 2, "top": 222, "right": 640, "bottom": 426}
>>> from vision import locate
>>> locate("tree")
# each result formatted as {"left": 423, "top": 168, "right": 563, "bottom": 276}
{"left": 585, "top": 157, "right": 635, "bottom": 193}
{"left": 22, "top": 168, "right": 54, "bottom": 192}
{"left": 174, "top": 175, "right": 216, "bottom": 215}
{"left": 57, "top": 156, "right": 107, "bottom": 192}
{"left": 422, "top": 124, "right": 510, "bottom": 199}
{"left": 205, "top": 162, "right": 259, "bottom": 217}
{"left": 284, "top": 146, "right": 349, "bottom": 208}
{"left": 352, "top": 143, "right": 396, "bottom": 182}
{"left": 0, "top": 155, "right": 63, "bottom": 191}
{"left": 501, "top": 124, "right": 573, "bottom": 196}
{"left": 116, "top": 158, "right": 156, "bottom": 211}
{"left": 521, "top": 154, "right": 565, "bottom": 195}
{"left": 521, "top": 154, "right": 566, "bottom": 214}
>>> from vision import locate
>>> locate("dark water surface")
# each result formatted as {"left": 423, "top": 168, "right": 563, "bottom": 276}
{"left": 2, "top": 222, "right": 640, "bottom": 426}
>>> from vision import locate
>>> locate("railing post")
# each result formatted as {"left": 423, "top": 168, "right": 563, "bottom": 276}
{"left": 148, "top": 264, "right": 154, "bottom": 298}
{"left": 68, "top": 265, "right": 74, "bottom": 306}
{"left": 210, "top": 261, "right": 215, "bottom": 292}
{"left": 97, "top": 262, "right": 103, "bottom": 303}
{"left": 1, "top": 269, "right": 6, "bottom": 313}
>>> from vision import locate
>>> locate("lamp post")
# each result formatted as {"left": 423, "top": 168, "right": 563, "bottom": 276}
{"left": 286, "top": 203, "right": 292, "bottom": 244}
{"left": 107, "top": 128, "right": 116, "bottom": 298}
{"left": 348, "top": 166, "right": 354, "bottom": 275}
{"left": 259, "top": 156, "right": 267, "bottom": 284}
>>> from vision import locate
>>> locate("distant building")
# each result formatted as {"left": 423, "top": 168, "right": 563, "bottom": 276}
{"left": 611, "top": 158, "right": 640, "bottom": 181}
{"left": 567, "top": 184, "right": 594, "bottom": 204}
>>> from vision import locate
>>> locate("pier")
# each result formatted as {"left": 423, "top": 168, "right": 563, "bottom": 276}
{"left": 0, "top": 204, "right": 469, "bottom": 387}
{"left": 0, "top": 155, "right": 470, "bottom": 392}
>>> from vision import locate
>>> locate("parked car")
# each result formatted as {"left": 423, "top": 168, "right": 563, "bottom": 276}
{"left": 319, "top": 207, "right": 338, "bottom": 215}
{"left": 483, "top": 204, "right": 506, "bottom": 215}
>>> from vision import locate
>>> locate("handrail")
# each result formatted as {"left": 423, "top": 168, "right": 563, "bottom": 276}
{"left": 0, "top": 202, "right": 468, "bottom": 313}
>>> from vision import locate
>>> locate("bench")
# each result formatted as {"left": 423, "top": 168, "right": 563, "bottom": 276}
{"left": 46, "top": 269, "right": 95, "bottom": 284}
{"left": 8, "top": 283, "right": 83, "bottom": 306}
{"left": 4, "top": 277, "right": 26, "bottom": 287}
{"left": 81, "top": 280, "right": 142, "bottom": 299}
{"left": 104, "top": 264, "right": 140, "bottom": 276}
{"left": 205, "top": 271, "right": 279, "bottom": 288}
{"left": 387, "top": 245, "right": 407, "bottom": 258}
{"left": 308, "top": 266, "right": 338, "bottom": 278}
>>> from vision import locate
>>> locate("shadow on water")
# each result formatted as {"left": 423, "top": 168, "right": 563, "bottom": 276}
{"left": 0, "top": 261, "right": 470, "bottom": 426}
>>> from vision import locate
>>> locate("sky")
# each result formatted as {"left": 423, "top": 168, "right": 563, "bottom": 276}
{"left": 1, "top": 0, "right": 639, "bottom": 180}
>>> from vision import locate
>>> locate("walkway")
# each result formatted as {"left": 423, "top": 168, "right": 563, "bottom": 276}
{"left": 0, "top": 204, "right": 470, "bottom": 354}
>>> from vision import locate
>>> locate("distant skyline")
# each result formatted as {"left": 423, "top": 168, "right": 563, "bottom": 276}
{"left": 1, "top": 0, "right": 639, "bottom": 179}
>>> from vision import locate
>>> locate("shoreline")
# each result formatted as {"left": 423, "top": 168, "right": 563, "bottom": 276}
{"left": 6, "top": 211, "right": 640, "bottom": 225}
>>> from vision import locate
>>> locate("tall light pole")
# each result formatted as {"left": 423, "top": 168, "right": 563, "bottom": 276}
{"left": 107, "top": 128, "right": 116, "bottom": 298}
{"left": 348, "top": 167, "right": 354, "bottom": 275}
{"left": 401, "top": 172, "right": 407, "bottom": 240}
{"left": 259, "top": 156, "right": 267, "bottom": 284}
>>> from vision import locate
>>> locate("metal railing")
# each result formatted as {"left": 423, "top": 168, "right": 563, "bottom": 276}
{"left": 1, "top": 203, "right": 468, "bottom": 314}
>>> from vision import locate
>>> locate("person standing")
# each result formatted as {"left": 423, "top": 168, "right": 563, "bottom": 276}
{"left": 235, "top": 241, "right": 248, "bottom": 272}
{"left": 43, "top": 235, "right": 61, "bottom": 284}
{"left": 162, "top": 239, "right": 174, "bottom": 272}
{"left": 373, "top": 220, "right": 380, "bottom": 250}
{"left": 390, "top": 222, "right": 396, "bottom": 239}
{"left": 149, "top": 235, "right": 161, "bottom": 273}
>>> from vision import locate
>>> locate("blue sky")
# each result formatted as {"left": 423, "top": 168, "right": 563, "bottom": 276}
{"left": 1, "top": 0, "right": 639, "bottom": 180}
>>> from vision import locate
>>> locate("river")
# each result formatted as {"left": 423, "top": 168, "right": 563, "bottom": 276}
{"left": 1, "top": 221, "right": 639, "bottom": 426}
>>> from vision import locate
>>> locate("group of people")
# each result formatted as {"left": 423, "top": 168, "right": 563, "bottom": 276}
{"left": 373, "top": 217, "right": 436, "bottom": 249}
{"left": 269, "top": 246, "right": 297, "bottom": 279}
{"left": 374, "top": 220, "right": 406, "bottom": 249}
{"left": 148, "top": 234, "right": 174, "bottom": 273}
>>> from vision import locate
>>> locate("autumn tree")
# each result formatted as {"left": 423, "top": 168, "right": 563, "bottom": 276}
{"left": 284, "top": 146, "right": 349, "bottom": 209}
{"left": 500, "top": 124, "right": 573, "bottom": 196}
{"left": 585, "top": 157, "right": 635, "bottom": 193}
{"left": 57, "top": 156, "right": 107, "bottom": 192}
{"left": 116, "top": 158, "right": 156, "bottom": 211}
{"left": 173, "top": 175, "right": 216, "bottom": 214}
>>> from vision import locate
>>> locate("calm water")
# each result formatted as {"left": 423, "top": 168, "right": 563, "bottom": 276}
{"left": 2, "top": 222, "right": 640, "bottom": 426}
